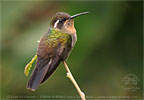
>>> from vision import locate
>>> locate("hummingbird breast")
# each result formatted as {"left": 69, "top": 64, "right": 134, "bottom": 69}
{"left": 70, "top": 32, "right": 77, "bottom": 47}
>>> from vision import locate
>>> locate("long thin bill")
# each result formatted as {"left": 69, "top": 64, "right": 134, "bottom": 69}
{"left": 70, "top": 12, "right": 90, "bottom": 19}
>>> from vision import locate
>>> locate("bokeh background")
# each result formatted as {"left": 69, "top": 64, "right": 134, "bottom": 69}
{"left": 1, "top": 1, "right": 143, "bottom": 100}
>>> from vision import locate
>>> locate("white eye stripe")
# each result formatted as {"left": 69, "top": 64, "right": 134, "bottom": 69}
{"left": 54, "top": 20, "right": 59, "bottom": 28}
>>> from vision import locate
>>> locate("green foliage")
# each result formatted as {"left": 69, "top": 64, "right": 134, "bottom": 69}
{"left": 24, "top": 55, "right": 37, "bottom": 76}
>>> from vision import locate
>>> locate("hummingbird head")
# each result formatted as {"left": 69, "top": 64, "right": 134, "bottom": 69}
{"left": 51, "top": 12, "right": 89, "bottom": 33}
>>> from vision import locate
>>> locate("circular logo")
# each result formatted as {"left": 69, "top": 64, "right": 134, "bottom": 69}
{"left": 122, "top": 74, "right": 140, "bottom": 92}
{"left": 123, "top": 74, "right": 139, "bottom": 85}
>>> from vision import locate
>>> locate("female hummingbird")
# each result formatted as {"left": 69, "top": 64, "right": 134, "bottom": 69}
{"left": 27, "top": 12, "right": 89, "bottom": 91}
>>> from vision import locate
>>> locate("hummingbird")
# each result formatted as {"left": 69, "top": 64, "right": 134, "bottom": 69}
{"left": 27, "top": 12, "right": 89, "bottom": 91}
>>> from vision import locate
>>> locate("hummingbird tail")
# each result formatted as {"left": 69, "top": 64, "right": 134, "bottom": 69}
{"left": 40, "top": 55, "right": 61, "bottom": 84}
{"left": 26, "top": 55, "right": 62, "bottom": 91}
{"left": 26, "top": 59, "right": 51, "bottom": 91}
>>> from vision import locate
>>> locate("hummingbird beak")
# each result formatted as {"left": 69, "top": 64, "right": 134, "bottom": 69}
{"left": 70, "top": 12, "right": 90, "bottom": 19}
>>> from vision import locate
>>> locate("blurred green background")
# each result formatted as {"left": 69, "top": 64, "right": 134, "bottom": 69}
{"left": 1, "top": 1, "right": 143, "bottom": 100}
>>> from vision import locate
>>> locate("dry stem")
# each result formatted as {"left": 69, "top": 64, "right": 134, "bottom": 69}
{"left": 62, "top": 61, "right": 86, "bottom": 100}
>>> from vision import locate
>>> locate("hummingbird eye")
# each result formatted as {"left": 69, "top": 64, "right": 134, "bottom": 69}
{"left": 59, "top": 19, "right": 63, "bottom": 23}
{"left": 59, "top": 19, "right": 65, "bottom": 23}
{"left": 53, "top": 18, "right": 66, "bottom": 28}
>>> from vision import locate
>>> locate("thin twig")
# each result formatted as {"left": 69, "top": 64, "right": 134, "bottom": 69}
{"left": 62, "top": 61, "right": 86, "bottom": 100}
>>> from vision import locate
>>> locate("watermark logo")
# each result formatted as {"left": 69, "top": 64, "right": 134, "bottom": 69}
{"left": 122, "top": 74, "right": 140, "bottom": 91}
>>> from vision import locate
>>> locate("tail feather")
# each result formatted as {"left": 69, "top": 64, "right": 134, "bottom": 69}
{"left": 27, "top": 54, "right": 62, "bottom": 91}
{"left": 40, "top": 55, "right": 61, "bottom": 84}
{"left": 27, "top": 59, "right": 51, "bottom": 91}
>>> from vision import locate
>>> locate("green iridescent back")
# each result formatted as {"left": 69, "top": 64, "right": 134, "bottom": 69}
{"left": 46, "top": 28, "right": 71, "bottom": 47}
{"left": 37, "top": 28, "right": 72, "bottom": 59}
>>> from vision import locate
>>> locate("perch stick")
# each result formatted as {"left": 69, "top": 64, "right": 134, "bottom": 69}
{"left": 62, "top": 61, "right": 86, "bottom": 100}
